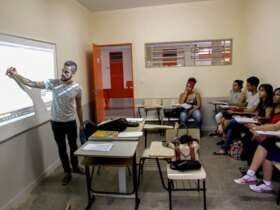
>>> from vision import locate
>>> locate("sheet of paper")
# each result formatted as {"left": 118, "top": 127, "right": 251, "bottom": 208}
{"left": 126, "top": 118, "right": 144, "bottom": 122}
{"left": 82, "top": 143, "right": 113, "bottom": 152}
{"left": 118, "top": 131, "right": 143, "bottom": 138}
{"left": 180, "top": 103, "right": 192, "bottom": 110}
{"left": 233, "top": 116, "right": 258, "bottom": 124}
{"left": 219, "top": 104, "right": 231, "bottom": 109}
{"left": 255, "top": 130, "right": 280, "bottom": 137}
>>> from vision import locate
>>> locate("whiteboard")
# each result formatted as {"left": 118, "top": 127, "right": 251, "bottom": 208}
{"left": 0, "top": 34, "right": 57, "bottom": 143}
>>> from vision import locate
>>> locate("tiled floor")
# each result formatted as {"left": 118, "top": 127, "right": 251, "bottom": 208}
{"left": 13, "top": 133, "right": 280, "bottom": 210}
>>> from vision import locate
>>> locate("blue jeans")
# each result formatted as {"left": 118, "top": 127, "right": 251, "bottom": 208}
{"left": 179, "top": 109, "right": 202, "bottom": 127}
{"left": 222, "top": 119, "right": 244, "bottom": 152}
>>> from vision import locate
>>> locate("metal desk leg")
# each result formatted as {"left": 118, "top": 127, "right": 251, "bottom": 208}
{"left": 118, "top": 167, "right": 127, "bottom": 193}
{"left": 203, "top": 180, "right": 207, "bottom": 210}
{"left": 144, "top": 130, "right": 148, "bottom": 148}
{"left": 85, "top": 166, "right": 95, "bottom": 210}
{"left": 133, "top": 154, "right": 140, "bottom": 210}
{"left": 168, "top": 179, "right": 172, "bottom": 210}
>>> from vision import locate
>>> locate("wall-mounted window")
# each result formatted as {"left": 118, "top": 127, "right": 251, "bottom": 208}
{"left": 145, "top": 39, "right": 232, "bottom": 68}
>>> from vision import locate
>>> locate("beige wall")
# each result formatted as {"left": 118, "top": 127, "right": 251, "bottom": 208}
{"left": 0, "top": 0, "right": 92, "bottom": 104}
{"left": 91, "top": 0, "right": 247, "bottom": 98}
{"left": 245, "top": 0, "right": 280, "bottom": 87}
{"left": 0, "top": 0, "right": 92, "bottom": 209}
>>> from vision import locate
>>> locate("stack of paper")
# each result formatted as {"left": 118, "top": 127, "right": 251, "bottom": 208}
{"left": 118, "top": 131, "right": 143, "bottom": 138}
{"left": 83, "top": 143, "right": 113, "bottom": 151}
{"left": 233, "top": 116, "right": 258, "bottom": 124}
{"left": 126, "top": 118, "right": 144, "bottom": 122}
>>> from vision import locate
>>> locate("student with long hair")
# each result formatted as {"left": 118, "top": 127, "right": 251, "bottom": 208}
{"left": 179, "top": 77, "right": 202, "bottom": 127}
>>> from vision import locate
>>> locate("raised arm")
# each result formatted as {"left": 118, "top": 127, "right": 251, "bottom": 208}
{"left": 179, "top": 92, "right": 187, "bottom": 104}
{"left": 6, "top": 67, "right": 45, "bottom": 89}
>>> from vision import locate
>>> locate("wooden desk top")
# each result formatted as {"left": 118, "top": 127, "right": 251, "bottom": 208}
{"left": 148, "top": 141, "right": 174, "bottom": 158}
{"left": 144, "top": 124, "right": 174, "bottom": 130}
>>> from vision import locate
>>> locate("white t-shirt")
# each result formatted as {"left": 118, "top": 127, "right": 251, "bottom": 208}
{"left": 44, "top": 79, "right": 82, "bottom": 122}
{"left": 246, "top": 91, "right": 259, "bottom": 109}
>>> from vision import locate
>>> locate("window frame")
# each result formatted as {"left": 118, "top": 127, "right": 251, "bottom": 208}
{"left": 145, "top": 39, "right": 233, "bottom": 68}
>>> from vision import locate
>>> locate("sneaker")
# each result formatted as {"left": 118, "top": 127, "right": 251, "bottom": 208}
{"left": 234, "top": 174, "right": 257, "bottom": 184}
{"left": 249, "top": 182, "right": 273, "bottom": 193}
{"left": 72, "top": 167, "right": 84, "bottom": 175}
{"left": 62, "top": 173, "right": 72, "bottom": 186}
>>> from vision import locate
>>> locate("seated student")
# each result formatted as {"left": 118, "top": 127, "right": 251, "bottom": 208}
{"left": 241, "top": 87, "right": 280, "bottom": 165}
{"left": 228, "top": 80, "right": 245, "bottom": 105}
{"left": 215, "top": 77, "right": 260, "bottom": 135}
{"left": 229, "top": 76, "right": 261, "bottom": 114}
{"left": 214, "top": 83, "right": 274, "bottom": 155}
{"left": 234, "top": 136, "right": 280, "bottom": 193}
{"left": 178, "top": 77, "right": 202, "bottom": 127}
{"left": 211, "top": 80, "right": 245, "bottom": 137}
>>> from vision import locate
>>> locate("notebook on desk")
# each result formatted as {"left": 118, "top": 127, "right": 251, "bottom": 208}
{"left": 91, "top": 130, "right": 118, "bottom": 138}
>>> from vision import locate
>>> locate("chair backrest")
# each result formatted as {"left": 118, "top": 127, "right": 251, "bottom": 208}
{"left": 143, "top": 98, "right": 161, "bottom": 107}
{"left": 161, "top": 98, "right": 178, "bottom": 108}
{"left": 165, "top": 128, "right": 188, "bottom": 142}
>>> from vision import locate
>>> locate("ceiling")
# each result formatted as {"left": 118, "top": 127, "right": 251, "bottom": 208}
{"left": 77, "top": 0, "right": 208, "bottom": 12}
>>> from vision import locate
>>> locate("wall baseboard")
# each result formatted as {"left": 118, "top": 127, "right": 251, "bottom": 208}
{"left": 1, "top": 160, "right": 60, "bottom": 210}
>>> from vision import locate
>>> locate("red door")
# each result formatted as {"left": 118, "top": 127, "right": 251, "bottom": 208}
{"left": 110, "top": 52, "right": 124, "bottom": 97}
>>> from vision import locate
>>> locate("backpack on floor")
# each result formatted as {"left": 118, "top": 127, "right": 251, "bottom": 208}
{"left": 228, "top": 140, "right": 243, "bottom": 160}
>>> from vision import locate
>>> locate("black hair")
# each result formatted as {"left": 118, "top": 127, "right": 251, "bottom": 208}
{"left": 64, "top": 60, "right": 77, "bottom": 73}
{"left": 188, "top": 77, "right": 197, "bottom": 84}
{"left": 274, "top": 87, "right": 280, "bottom": 94}
{"left": 259, "top": 84, "right": 274, "bottom": 100}
{"left": 256, "top": 84, "right": 274, "bottom": 118}
{"left": 234, "top": 80, "right": 243, "bottom": 89}
{"left": 246, "top": 76, "right": 260, "bottom": 87}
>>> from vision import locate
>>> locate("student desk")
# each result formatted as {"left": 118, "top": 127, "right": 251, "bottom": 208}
{"left": 80, "top": 122, "right": 144, "bottom": 200}
{"left": 75, "top": 141, "right": 140, "bottom": 210}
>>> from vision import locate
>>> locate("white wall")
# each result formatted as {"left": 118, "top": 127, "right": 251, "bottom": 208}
{"left": 245, "top": 0, "right": 280, "bottom": 87}
{"left": 91, "top": 0, "right": 247, "bottom": 98}
{"left": 0, "top": 0, "right": 93, "bottom": 209}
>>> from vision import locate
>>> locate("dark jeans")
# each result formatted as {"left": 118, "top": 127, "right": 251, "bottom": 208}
{"left": 51, "top": 120, "right": 78, "bottom": 174}
{"left": 222, "top": 119, "right": 248, "bottom": 152}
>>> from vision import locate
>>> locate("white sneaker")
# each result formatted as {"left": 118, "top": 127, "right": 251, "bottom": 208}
{"left": 249, "top": 182, "right": 273, "bottom": 193}
{"left": 234, "top": 174, "right": 257, "bottom": 184}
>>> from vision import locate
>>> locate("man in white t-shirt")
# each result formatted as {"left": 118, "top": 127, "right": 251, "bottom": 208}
{"left": 6, "top": 61, "right": 84, "bottom": 185}
{"left": 244, "top": 76, "right": 260, "bottom": 111}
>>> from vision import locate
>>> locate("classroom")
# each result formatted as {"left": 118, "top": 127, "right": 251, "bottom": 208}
{"left": 0, "top": 0, "right": 280, "bottom": 209}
